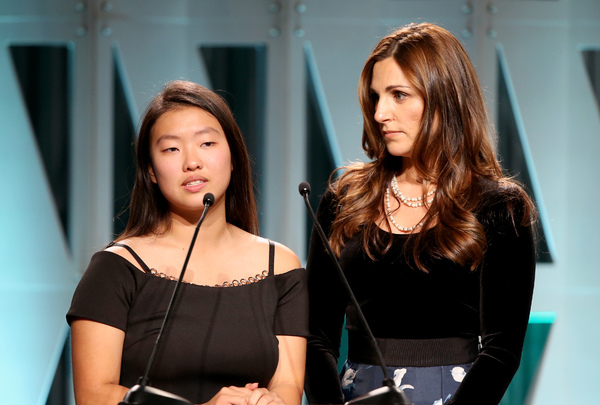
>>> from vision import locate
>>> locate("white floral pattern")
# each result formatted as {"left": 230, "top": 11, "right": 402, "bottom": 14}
{"left": 341, "top": 367, "right": 357, "bottom": 387}
{"left": 393, "top": 368, "right": 415, "bottom": 392}
{"left": 340, "top": 360, "right": 473, "bottom": 405}
{"left": 450, "top": 366, "right": 466, "bottom": 383}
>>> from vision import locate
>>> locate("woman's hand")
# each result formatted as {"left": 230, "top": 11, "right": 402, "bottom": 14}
{"left": 246, "top": 383, "right": 285, "bottom": 405}
{"left": 204, "top": 383, "right": 283, "bottom": 405}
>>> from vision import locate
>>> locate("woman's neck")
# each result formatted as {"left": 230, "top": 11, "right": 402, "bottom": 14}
{"left": 394, "top": 158, "right": 436, "bottom": 192}
{"left": 165, "top": 202, "right": 232, "bottom": 247}
{"left": 396, "top": 158, "right": 420, "bottom": 184}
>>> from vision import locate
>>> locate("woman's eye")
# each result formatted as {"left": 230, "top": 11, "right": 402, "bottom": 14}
{"left": 202, "top": 141, "right": 215, "bottom": 148}
{"left": 393, "top": 91, "right": 407, "bottom": 100}
{"left": 163, "top": 147, "right": 178, "bottom": 153}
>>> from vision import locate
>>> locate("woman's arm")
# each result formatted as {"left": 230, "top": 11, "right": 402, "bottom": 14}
{"left": 264, "top": 335, "right": 307, "bottom": 405}
{"left": 239, "top": 336, "right": 306, "bottom": 405}
{"left": 448, "top": 197, "right": 536, "bottom": 404}
{"left": 304, "top": 190, "right": 348, "bottom": 405}
{"left": 71, "top": 319, "right": 129, "bottom": 405}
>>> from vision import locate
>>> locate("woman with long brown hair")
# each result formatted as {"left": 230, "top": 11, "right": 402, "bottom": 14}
{"left": 304, "top": 23, "right": 536, "bottom": 405}
{"left": 67, "top": 81, "right": 308, "bottom": 405}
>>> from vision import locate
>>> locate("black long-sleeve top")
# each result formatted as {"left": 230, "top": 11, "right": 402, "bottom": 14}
{"left": 304, "top": 185, "right": 536, "bottom": 405}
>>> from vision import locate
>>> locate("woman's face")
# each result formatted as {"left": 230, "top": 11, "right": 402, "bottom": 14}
{"left": 148, "top": 106, "right": 232, "bottom": 217}
{"left": 370, "top": 57, "right": 425, "bottom": 159}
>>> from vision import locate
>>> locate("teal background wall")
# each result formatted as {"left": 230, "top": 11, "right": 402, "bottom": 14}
{"left": 1, "top": 1, "right": 598, "bottom": 404}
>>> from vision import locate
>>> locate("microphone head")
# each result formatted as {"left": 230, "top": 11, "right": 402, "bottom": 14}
{"left": 298, "top": 182, "right": 311, "bottom": 197}
{"left": 203, "top": 193, "right": 215, "bottom": 206}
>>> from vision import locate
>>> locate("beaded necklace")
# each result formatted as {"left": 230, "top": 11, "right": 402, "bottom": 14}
{"left": 390, "top": 176, "right": 436, "bottom": 207}
{"left": 385, "top": 177, "right": 436, "bottom": 233}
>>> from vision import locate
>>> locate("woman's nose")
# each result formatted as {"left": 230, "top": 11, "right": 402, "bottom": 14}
{"left": 184, "top": 149, "right": 203, "bottom": 171}
{"left": 374, "top": 99, "right": 393, "bottom": 123}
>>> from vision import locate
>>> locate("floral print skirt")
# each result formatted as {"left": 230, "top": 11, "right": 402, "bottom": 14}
{"left": 340, "top": 359, "right": 473, "bottom": 405}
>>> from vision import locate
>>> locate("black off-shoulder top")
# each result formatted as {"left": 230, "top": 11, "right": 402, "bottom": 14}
{"left": 67, "top": 241, "right": 308, "bottom": 404}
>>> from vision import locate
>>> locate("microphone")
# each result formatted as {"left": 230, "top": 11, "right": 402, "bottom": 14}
{"left": 299, "top": 182, "right": 412, "bottom": 405}
{"left": 119, "top": 193, "right": 215, "bottom": 405}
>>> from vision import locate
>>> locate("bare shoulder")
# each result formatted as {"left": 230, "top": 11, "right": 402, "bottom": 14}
{"left": 103, "top": 237, "right": 154, "bottom": 269}
{"left": 273, "top": 240, "right": 302, "bottom": 275}
{"left": 252, "top": 236, "right": 302, "bottom": 275}
{"left": 104, "top": 239, "right": 130, "bottom": 256}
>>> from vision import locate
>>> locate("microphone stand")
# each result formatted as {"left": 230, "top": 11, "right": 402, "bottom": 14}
{"left": 119, "top": 193, "right": 215, "bottom": 405}
{"left": 299, "top": 182, "right": 412, "bottom": 405}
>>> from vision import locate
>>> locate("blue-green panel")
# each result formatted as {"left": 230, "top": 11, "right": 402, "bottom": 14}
{"left": 500, "top": 312, "right": 555, "bottom": 405}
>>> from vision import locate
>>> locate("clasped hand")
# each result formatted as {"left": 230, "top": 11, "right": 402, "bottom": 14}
{"left": 204, "top": 383, "right": 284, "bottom": 405}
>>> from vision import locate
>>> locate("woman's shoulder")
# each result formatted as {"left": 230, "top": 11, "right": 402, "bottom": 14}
{"left": 260, "top": 236, "right": 302, "bottom": 276}
{"left": 272, "top": 240, "right": 302, "bottom": 275}
{"left": 104, "top": 236, "right": 155, "bottom": 272}
{"left": 87, "top": 249, "right": 129, "bottom": 269}
{"left": 80, "top": 246, "right": 143, "bottom": 285}
{"left": 474, "top": 178, "right": 535, "bottom": 229}
{"left": 231, "top": 229, "right": 302, "bottom": 276}
{"left": 328, "top": 160, "right": 380, "bottom": 201}
{"left": 476, "top": 178, "right": 530, "bottom": 208}
{"left": 333, "top": 161, "right": 370, "bottom": 190}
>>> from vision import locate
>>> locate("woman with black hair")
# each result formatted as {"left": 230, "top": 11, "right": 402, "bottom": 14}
{"left": 68, "top": 81, "right": 308, "bottom": 405}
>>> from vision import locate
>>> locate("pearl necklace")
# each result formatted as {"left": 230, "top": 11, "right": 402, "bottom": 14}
{"left": 385, "top": 186, "right": 425, "bottom": 233}
{"left": 391, "top": 176, "right": 436, "bottom": 208}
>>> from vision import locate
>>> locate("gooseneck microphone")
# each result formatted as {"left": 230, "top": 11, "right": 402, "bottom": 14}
{"left": 299, "top": 182, "right": 412, "bottom": 405}
{"left": 119, "top": 193, "right": 215, "bottom": 405}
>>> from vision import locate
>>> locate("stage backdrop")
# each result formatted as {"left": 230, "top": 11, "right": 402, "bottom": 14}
{"left": 1, "top": 1, "right": 599, "bottom": 404}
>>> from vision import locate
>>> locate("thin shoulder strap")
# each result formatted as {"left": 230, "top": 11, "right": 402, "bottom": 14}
{"left": 268, "top": 239, "right": 275, "bottom": 277}
{"left": 107, "top": 241, "right": 151, "bottom": 273}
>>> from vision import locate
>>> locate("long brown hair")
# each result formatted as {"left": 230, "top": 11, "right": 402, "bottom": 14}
{"left": 118, "top": 80, "right": 259, "bottom": 239}
{"left": 330, "top": 22, "right": 535, "bottom": 271}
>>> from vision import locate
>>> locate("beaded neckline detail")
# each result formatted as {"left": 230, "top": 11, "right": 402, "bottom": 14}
{"left": 148, "top": 268, "right": 269, "bottom": 287}
{"left": 215, "top": 270, "right": 269, "bottom": 287}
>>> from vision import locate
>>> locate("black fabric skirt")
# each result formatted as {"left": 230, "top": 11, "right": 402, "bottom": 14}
{"left": 340, "top": 359, "right": 473, "bottom": 405}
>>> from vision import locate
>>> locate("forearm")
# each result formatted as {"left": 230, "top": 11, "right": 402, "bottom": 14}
{"left": 73, "top": 382, "right": 130, "bottom": 405}
{"left": 450, "top": 203, "right": 536, "bottom": 404}
{"left": 304, "top": 191, "right": 346, "bottom": 404}
{"left": 305, "top": 342, "right": 344, "bottom": 404}
{"left": 270, "top": 383, "right": 304, "bottom": 405}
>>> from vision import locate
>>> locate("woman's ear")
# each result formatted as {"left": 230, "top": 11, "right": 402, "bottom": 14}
{"left": 149, "top": 165, "right": 157, "bottom": 184}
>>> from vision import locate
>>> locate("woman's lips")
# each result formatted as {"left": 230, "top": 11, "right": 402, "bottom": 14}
{"left": 182, "top": 178, "right": 206, "bottom": 192}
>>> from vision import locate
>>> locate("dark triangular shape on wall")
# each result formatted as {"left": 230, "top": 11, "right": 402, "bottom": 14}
{"left": 304, "top": 46, "right": 338, "bottom": 248}
{"left": 200, "top": 45, "right": 267, "bottom": 229}
{"left": 9, "top": 45, "right": 71, "bottom": 247}
{"left": 304, "top": 43, "right": 348, "bottom": 371}
{"left": 112, "top": 49, "right": 137, "bottom": 237}
{"left": 497, "top": 54, "right": 552, "bottom": 263}
{"left": 582, "top": 49, "right": 600, "bottom": 113}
